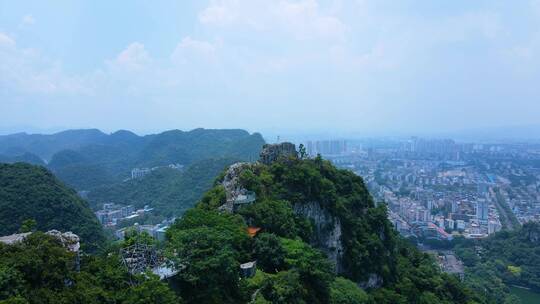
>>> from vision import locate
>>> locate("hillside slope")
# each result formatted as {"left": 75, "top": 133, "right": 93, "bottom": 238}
{"left": 165, "top": 149, "right": 485, "bottom": 304}
{"left": 45, "top": 128, "right": 265, "bottom": 190}
{"left": 0, "top": 163, "right": 105, "bottom": 250}
{"left": 87, "top": 158, "right": 242, "bottom": 217}
{"left": 454, "top": 222, "right": 540, "bottom": 303}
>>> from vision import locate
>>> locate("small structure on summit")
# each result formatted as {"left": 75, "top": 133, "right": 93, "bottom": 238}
{"left": 120, "top": 243, "right": 160, "bottom": 275}
{"left": 247, "top": 227, "right": 261, "bottom": 238}
{"left": 232, "top": 190, "right": 256, "bottom": 212}
{"left": 259, "top": 142, "right": 298, "bottom": 165}
{"left": 120, "top": 242, "right": 179, "bottom": 281}
{"left": 218, "top": 163, "right": 257, "bottom": 213}
{"left": 240, "top": 261, "right": 257, "bottom": 278}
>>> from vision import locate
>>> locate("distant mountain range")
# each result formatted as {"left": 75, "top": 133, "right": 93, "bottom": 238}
{"left": 0, "top": 128, "right": 266, "bottom": 217}
{"left": 0, "top": 128, "right": 264, "bottom": 162}
{"left": 0, "top": 128, "right": 264, "bottom": 188}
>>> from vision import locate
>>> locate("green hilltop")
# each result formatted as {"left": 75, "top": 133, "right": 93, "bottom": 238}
{"left": 0, "top": 163, "right": 105, "bottom": 251}
{"left": 164, "top": 149, "right": 485, "bottom": 304}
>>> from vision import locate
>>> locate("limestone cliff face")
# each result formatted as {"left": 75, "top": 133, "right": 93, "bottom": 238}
{"left": 218, "top": 161, "right": 384, "bottom": 288}
{"left": 293, "top": 201, "right": 384, "bottom": 288}
{"left": 293, "top": 201, "right": 344, "bottom": 273}
{"left": 360, "top": 274, "right": 383, "bottom": 289}
{"left": 218, "top": 162, "right": 251, "bottom": 212}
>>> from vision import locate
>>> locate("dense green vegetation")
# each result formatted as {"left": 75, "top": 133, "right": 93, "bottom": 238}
{"left": 87, "top": 158, "right": 241, "bottom": 217}
{"left": 0, "top": 232, "right": 179, "bottom": 303}
{"left": 0, "top": 144, "right": 498, "bottom": 303}
{"left": 165, "top": 156, "right": 485, "bottom": 303}
{"left": 510, "top": 286, "right": 540, "bottom": 304}
{"left": 0, "top": 163, "right": 105, "bottom": 251}
{"left": 1, "top": 128, "right": 264, "bottom": 220}
{"left": 1, "top": 128, "right": 264, "bottom": 190}
{"left": 455, "top": 222, "right": 540, "bottom": 303}
{"left": 10, "top": 128, "right": 264, "bottom": 190}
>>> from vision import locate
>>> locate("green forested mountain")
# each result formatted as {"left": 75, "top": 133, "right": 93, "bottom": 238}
{"left": 0, "top": 163, "right": 105, "bottom": 250}
{"left": 165, "top": 155, "right": 485, "bottom": 304}
{"left": 0, "top": 128, "right": 265, "bottom": 223}
{"left": 0, "top": 129, "right": 109, "bottom": 160}
{"left": 454, "top": 222, "right": 540, "bottom": 303}
{"left": 0, "top": 128, "right": 265, "bottom": 190}
{"left": 45, "top": 128, "right": 265, "bottom": 190}
{"left": 87, "top": 158, "right": 242, "bottom": 217}
{"left": 0, "top": 148, "right": 491, "bottom": 303}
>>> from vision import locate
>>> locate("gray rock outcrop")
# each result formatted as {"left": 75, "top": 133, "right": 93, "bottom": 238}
{"left": 219, "top": 162, "right": 252, "bottom": 212}
{"left": 259, "top": 142, "right": 298, "bottom": 165}
{"left": 293, "top": 201, "right": 344, "bottom": 273}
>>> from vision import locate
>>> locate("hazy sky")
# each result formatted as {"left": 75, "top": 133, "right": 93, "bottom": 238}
{"left": 1, "top": 0, "right": 540, "bottom": 136}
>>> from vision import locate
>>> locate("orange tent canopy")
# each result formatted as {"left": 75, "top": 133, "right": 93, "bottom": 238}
{"left": 247, "top": 227, "right": 261, "bottom": 237}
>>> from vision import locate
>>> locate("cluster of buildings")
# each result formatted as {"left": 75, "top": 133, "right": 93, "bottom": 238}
{"left": 131, "top": 163, "right": 184, "bottom": 179}
{"left": 304, "top": 140, "right": 348, "bottom": 156}
{"left": 369, "top": 161, "right": 504, "bottom": 240}
{"left": 95, "top": 203, "right": 154, "bottom": 227}
{"left": 94, "top": 203, "right": 175, "bottom": 242}
{"left": 115, "top": 218, "right": 175, "bottom": 242}
{"left": 386, "top": 193, "right": 501, "bottom": 241}
{"left": 490, "top": 160, "right": 540, "bottom": 224}
{"left": 322, "top": 137, "right": 540, "bottom": 242}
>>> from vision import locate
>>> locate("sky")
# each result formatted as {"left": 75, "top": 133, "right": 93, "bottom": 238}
{"left": 1, "top": 0, "right": 540, "bottom": 137}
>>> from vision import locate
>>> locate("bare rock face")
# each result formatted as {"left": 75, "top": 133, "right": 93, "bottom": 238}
{"left": 219, "top": 162, "right": 252, "bottom": 212}
{"left": 259, "top": 142, "right": 298, "bottom": 165}
{"left": 0, "top": 230, "right": 80, "bottom": 253}
{"left": 360, "top": 274, "right": 383, "bottom": 289}
{"left": 46, "top": 229, "right": 80, "bottom": 252}
{"left": 293, "top": 201, "right": 344, "bottom": 273}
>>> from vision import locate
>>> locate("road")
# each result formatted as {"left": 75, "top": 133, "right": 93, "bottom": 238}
{"left": 491, "top": 187, "right": 520, "bottom": 230}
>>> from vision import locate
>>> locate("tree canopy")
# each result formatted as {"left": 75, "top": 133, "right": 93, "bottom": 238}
{"left": 0, "top": 163, "right": 105, "bottom": 251}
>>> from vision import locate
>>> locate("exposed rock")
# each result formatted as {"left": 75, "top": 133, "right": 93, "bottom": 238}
{"left": 0, "top": 230, "right": 80, "bottom": 253}
{"left": 259, "top": 142, "right": 297, "bottom": 165}
{"left": 218, "top": 162, "right": 253, "bottom": 212}
{"left": 0, "top": 232, "right": 31, "bottom": 245}
{"left": 46, "top": 230, "right": 80, "bottom": 252}
{"left": 293, "top": 201, "right": 344, "bottom": 273}
{"left": 359, "top": 273, "right": 383, "bottom": 289}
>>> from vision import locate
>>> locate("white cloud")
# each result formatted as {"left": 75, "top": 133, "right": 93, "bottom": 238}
{"left": 0, "top": 32, "right": 16, "bottom": 48}
{"left": 110, "top": 42, "right": 151, "bottom": 71}
{"left": 171, "top": 37, "right": 217, "bottom": 64}
{"left": 21, "top": 14, "right": 36, "bottom": 26}
{"left": 0, "top": 32, "right": 87, "bottom": 94}
{"left": 199, "top": 0, "right": 347, "bottom": 41}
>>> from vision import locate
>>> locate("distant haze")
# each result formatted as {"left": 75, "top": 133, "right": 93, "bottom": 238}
{"left": 1, "top": 1, "right": 540, "bottom": 138}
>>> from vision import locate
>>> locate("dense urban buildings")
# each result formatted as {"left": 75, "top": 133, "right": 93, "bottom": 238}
{"left": 324, "top": 137, "right": 540, "bottom": 242}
